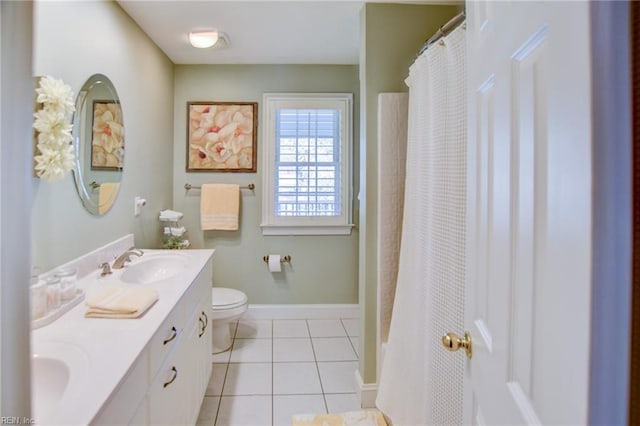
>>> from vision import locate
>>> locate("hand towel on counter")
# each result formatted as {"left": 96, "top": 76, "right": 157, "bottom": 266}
{"left": 98, "top": 182, "right": 120, "bottom": 215}
{"left": 200, "top": 183, "right": 240, "bottom": 230}
{"left": 85, "top": 287, "right": 159, "bottom": 319}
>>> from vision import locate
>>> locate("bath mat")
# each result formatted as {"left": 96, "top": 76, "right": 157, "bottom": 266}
{"left": 292, "top": 410, "right": 387, "bottom": 426}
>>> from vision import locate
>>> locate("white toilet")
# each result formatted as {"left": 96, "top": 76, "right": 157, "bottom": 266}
{"left": 211, "top": 287, "right": 248, "bottom": 354}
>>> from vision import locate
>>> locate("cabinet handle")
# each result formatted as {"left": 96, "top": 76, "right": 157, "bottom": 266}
{"left": 201, "top": 311, "right": 208, "bottom": 329}
{"left": 198, "top": 317, "right": 205, "bottom": 338}
{"left": 163, "top": 366, "right": 178, "bottom": 388}
{"left": 163, "top": 326, "right": 177, "bottom": 345}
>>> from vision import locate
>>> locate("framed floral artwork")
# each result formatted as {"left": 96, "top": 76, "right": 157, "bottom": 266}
{"left": 187, "top": 101, "right": 258, "bottom": 172}
{"left": 91, "top": 100, "right": 124, "bottom": 170}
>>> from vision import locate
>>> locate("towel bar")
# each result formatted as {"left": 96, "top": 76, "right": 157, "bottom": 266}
{"left": 184, "top": 183, "right": 255, "bottom": 191}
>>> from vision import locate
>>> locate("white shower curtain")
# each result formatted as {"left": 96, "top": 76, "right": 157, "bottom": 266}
{"left": 376, "top": 24, "right": 466, "bottom": 426}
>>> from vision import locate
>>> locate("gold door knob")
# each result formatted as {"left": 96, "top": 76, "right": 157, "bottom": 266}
{"left": 442, "top": 331, "right": 472, "bottom": 359}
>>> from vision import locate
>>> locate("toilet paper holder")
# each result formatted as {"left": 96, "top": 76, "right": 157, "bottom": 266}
{"left": 263, "top": 255, "right": 291, "bottom": 264}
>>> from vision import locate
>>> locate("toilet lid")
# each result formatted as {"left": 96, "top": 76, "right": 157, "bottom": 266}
{"left": 212, "top": 287, "right": 247, "bottom": 309}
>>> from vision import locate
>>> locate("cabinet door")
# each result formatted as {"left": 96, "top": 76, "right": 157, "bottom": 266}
{"left": 92, "top": 351, "right": 149, "bottom": 425}
{"left": 190, "top": 303, "right": 213, "bottom": 423}
{"left": 197, "top": 299, "right": 213, "bottom": 396}
{"left": 129, "top": 397, "right": 147, "bottom": 426}
{"left": 183, "top": 301, "right": 213, "bottom": 425}
{"left": 185, "top": 308, "right": 202, "bottom": 425}
{"left": 148, "top": 344, "right": 189, "bottom": 425}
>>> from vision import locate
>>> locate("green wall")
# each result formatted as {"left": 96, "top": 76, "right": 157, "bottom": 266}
{"left": 173, "top": 65, "right": 360, "bottom": 304}
{"left": 32, "top": 0, "right": 174, "bottom": 271}
{"left": 358, "top": 3, "right": 460, "bottom": 384}
{"left": 30, "top": 1, "right": 462, "bottom": 389}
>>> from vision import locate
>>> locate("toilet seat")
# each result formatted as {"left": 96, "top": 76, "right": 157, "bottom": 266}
{"left": 212, "top": 287, "right": 248, "bottom": 310}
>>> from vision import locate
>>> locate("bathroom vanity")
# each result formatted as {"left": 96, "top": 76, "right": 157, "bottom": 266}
{"left": 31, "top": 245, "right": 214, "bottom": 425}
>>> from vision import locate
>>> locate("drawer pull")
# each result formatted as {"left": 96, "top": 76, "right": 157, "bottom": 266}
{"left": 198, "top": 317, "right": 205, "bottom": 338}
{"left": 201, "top": 311, "right": 209, "bottom": 329}
{"left": 163, "top": 326, "right": 177, "bottom": 345}
{"left": 163, "top": 366, "right": 178, "bottom": 388}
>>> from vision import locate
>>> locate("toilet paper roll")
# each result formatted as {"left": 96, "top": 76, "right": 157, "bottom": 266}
{"left": 268, "top": 255, "right": 282, "bottom": 272}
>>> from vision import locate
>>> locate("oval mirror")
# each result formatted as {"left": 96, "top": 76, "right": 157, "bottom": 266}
{"left": 71, "top": 74, "right": 124, "bottom": 215}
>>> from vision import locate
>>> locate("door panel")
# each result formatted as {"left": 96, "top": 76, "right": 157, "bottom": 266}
{"left": 465, "top": 2, "right": 591, "bottom": 424}
{"left": 508, "top": 26, "right": 548, "bottom": 410}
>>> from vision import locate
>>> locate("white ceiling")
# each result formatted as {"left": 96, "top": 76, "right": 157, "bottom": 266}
{"left": 117, "top": 1, "right": 460, "bottom": 65}
{"left": 117, "top": 1, "right": 365, "bottom": 64}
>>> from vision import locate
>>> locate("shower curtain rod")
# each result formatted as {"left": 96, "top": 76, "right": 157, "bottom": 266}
{"left": 416, "top": 11, "right": 466, "bottom": 57}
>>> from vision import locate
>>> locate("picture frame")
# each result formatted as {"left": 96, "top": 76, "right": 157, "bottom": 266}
{"left": 91, "top": 100, "right": 124, "bottom": 170}
{"left": 186, "top": 101, "right": 258, "bottom": 173}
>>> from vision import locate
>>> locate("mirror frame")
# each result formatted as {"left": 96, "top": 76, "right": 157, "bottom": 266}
{"left": 71, "top": 73, "right": 124, "bottom": 216}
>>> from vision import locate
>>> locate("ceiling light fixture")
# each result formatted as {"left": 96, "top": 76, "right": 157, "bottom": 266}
{"left": 189, "top": 30, "right": 229, "bottom": 49}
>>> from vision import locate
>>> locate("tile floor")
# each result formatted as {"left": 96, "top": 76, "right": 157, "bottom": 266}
{"left": 196, "top": 318, "right": 361, "bottom": 426}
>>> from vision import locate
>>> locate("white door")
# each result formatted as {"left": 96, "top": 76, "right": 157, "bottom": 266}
{"left": 463, "top": 1, "right": 592, "bottom": 424}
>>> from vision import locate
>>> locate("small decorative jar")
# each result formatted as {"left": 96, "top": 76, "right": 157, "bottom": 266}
{"left": 55, "top": 267, "right": 78, "bottom": 302}
{"left": 45, "top": 276, "right": 61, "bottom": 311}
{"left": 30, "top": 278, "right": 47, "bottom": 320}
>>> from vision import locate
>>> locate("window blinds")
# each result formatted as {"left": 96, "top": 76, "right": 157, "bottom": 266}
{"left": 274, "top": 109, "right": 341, "bottom": 216}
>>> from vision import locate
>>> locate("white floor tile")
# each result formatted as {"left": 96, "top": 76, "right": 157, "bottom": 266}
{"left": 308, "top": 319, "right": 347, "bottom": 337}
{"left": 317, "top": 361, "right": 359, "bottom": 393}
{"left": 273, "top": 394, "right": 326, "bottom": 426}
{"left": 341, "top": 319, "right": 359, "bottom": 337}
{"left": 205, "top": 363, "right": 228, "bottom": 396}
{"left": 273, "top": 362, "right": 322, "bottom": 395}
{"left": 273, "top": 320, "right": 309, "bottom": 338}
{"left": 273, "top": 338, "right": 315, "bottom": 362}
{"left": 230, "top": 338, "right": 272, "bottom": 363}
{"left": 236, "top": 319, "right": 273, "bottom": 339}
{"left": 349, "top": 336, "right": 359, "bottom": 358}
{"left": 216, "top": 395, "right": 272, "bottom": 426}
{"left": 312, "top": 337, "right": 358, "bottom": 361}
{"left": 325, "top": 393, "right": 360, "bottom": 413}
{"left": 200, "top": 313, "right": 360, "bottom": 426}
{"left": 196, "top": 396, "right": 220, "bottom": 426}
{"left": 223, "top": 363, "right": 272, "bottom": 395}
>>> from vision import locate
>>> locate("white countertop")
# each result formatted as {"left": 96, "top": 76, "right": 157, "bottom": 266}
{"left": 31, "top": 249, "right": 214, "bottom": 425}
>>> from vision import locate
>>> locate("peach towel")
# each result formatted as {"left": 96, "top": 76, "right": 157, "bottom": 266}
{"left": 98, "top": 182, "right": 119, "bottom": 215}
{"left": 200, "top": 183, "right": 240, "bottom": 230}
{"left": 85, "top": 287, "right": 158, "bottom": 318}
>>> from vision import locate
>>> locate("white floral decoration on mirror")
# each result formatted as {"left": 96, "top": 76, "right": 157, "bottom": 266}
{"left": 33, "top": 76, "right": 76, "bottom": 182}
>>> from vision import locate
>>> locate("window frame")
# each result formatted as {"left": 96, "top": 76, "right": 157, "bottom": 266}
{"left": 261, "top": 93, "right": 353, "bottom": 236}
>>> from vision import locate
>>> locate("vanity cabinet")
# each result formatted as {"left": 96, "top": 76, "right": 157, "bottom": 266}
{"left": 92, "top": 257, "right": 212, "bottom": 425}
{"left": 149, "top": 279, "right": 212, "bottom": 425}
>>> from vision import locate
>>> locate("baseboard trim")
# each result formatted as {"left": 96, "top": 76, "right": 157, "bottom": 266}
{"left": 354, "top": 369, "right": 378, "bottom": 409}
{"left": 245, "top": 304, "right": 359, "bottom": 320}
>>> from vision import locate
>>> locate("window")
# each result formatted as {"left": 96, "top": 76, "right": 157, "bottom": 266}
{"left": 261, "top": 93, "right": 353, "bottom": 235}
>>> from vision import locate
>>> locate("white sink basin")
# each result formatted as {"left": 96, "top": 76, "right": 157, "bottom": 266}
{"left": 120, "top": 254, "right": 188, "bottom": 284}
{"left": 32, "top": 341, "right": 89, "bottom": 421}
{"left": 32, "top": 357, "right": 69, "bottom": 411}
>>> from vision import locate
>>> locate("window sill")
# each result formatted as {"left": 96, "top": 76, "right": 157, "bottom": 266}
{"left": 260, "top": 224, "right": 354, "bottom": 236}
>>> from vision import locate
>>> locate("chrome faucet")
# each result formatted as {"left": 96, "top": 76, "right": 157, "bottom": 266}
{"left": 112, "top": 247, "right": 144, "bottom": 269}
{"left": 99, "top": 262, "right": 112, "bottom": 277}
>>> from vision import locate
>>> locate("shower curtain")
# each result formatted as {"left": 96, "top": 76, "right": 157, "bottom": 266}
{"left": 376, "top": 23, "right": 466, "bottom": 426}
